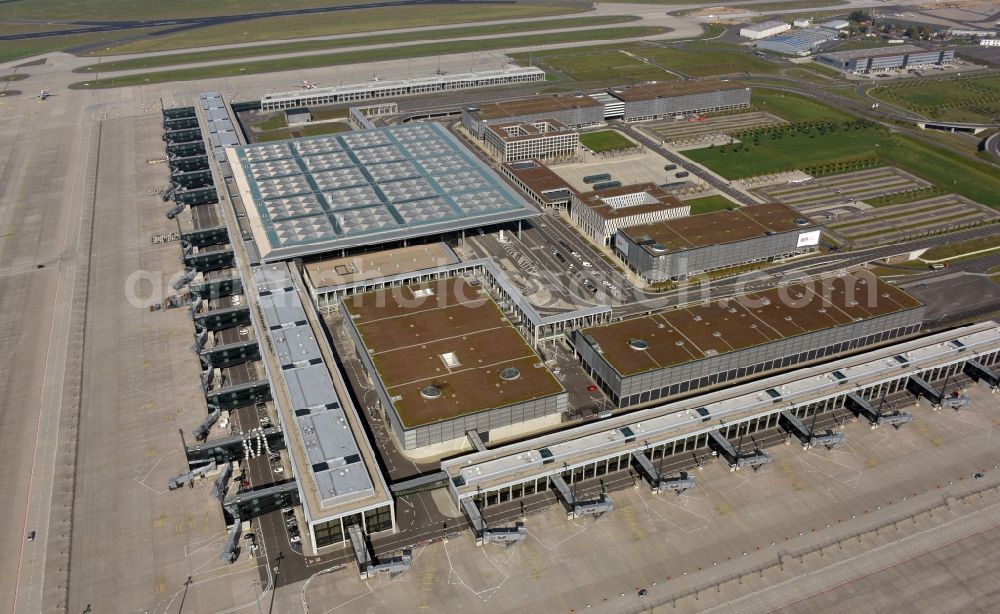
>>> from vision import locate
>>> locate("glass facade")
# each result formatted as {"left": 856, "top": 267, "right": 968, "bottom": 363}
{"left": 312, "top": 504, "right": 394, "bottom": 548}
{"left": 460, "top": 347, "right": 1000, "bottom": 512}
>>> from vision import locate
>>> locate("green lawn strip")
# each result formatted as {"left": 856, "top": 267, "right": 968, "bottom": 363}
{"left": 865, "top": 186, "right": 947, "bottom": 207}
{"left": 295, "top": 122, "right": 351, "bottom": 136}
{"left": 878, "top": 203, "right": 959, "bottom": 221}
{"left": 921, "top": 237, "right": 1000, "bottom": 261}
{"left": 1, "top": 73, "right": 29, "bottom": 82}
{"left": 731, "top": 0, "right": 846, "bottom": 10}
{"left": 252, "top": 114, "right": 288, "bottom": 131}
{"left": 0, "top": 27, "right": 165, "bottom": 63}
{"left": 512, "top": 41, "right": 776, "bottom": 83}
{"left": 891, "top": 212, "right": 981, "bottom": 233}
{"left": 78, "top": 15, "right": 637, "bottom": 72}
{"left": 684, "top": 195, "right": 737, "bottom": 215}
{"left": 751, "top": 89, "right": 852, "bottom": 122}
{"left": 309, "top": 108, "right": 349, "bottom": 121}
{"left": 0, "top": 0, "right": 371, "bottom": 20}
{"left": 72, "top": 26, "right": 667, "bottom": 88}
{"left": 579, "top": 130, "right": 636, "bottom": 152}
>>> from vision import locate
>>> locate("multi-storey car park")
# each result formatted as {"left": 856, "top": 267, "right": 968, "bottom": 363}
{"left": 259, "top": 66, "right": 545, "bottom": 111}
{"left": 816, "top": 45, "right": 956, "bottom": 74}
{"left": 605, "top": 81, "right": 752, "bottom": 123}
{"left": 574, "top": 272, "right": 925, "bottom": 408}
{"left": 570, "top": 182, "right": 690, "bottom": 246}
{"left": 444, "top": 321, "right": 1000, "bottom": 517}
{"left": 614, "top": 202, "right": 820, "bottom": 282}
{"left": 482, "top": 118, "right": 580, "bottom": 164}
{"left": 342, "top": 276, "right": 568, "bottom": 453}
{"left": 461, "top": 93, "right": 606, "bottom": 138}
{"left": 226, "top": 122, "right": 541, "bottom": 261}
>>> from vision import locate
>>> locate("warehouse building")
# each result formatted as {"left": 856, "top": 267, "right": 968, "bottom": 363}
{"left": 483, "top": 119, "right": 579, "bottom": 163}
{"left": 260, "top": 67, "right": 545, "bottom": 111}
{"left": 615, "top": 202, "right": 819, "bottom": 282}
{"left": 572, "top": 272, "right": 925, "bottom": 408}
{"left": 500, "top": 160, "right": 577, "bottom": 210}
{"left": 444, "top": 321, "right": 1000, "bottom": 513}
{"left": 571, "top": 183, "right": 690, "bottom": 246}
{"left": 606, "top": 81, "right": 751, "bottom": 123}
{"left": 342, "top": 276, "right": 568, "bottom": 453}
{"left": 740, "top": 20, "right": 791, "bottom": 40}
{"left": 755, "top": 28, "right": 840, "bottom": 55}
{"left": 816, "top": 45, "right": 955, "bottom": 73}
{"left": 462, "top": 94, "right": 605, "bottom": 138}
{"left": 226, "top": 123, "right": 540, "bottom": 262}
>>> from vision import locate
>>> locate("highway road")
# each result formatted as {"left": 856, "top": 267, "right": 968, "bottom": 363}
{"left": 987, "top": 132, "right": 1000, "bottom": 163}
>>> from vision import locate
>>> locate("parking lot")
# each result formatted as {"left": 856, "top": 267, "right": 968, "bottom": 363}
{"left": 548, "top": 144, "right": 695, "bottom": 192}
{"left": 751, "top": 167, "right": 931, "bottom": 218}
{"left": 300, "top": 381, "right": 1000, "bottom": 614}
{"left": 827, "top": 194, "right": 1000, "bottom": 248}
{"left": 639, "top": 111, "right": 787, "bottom": 150}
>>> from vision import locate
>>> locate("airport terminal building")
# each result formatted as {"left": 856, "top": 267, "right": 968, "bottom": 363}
{"left": 259, "top": 67, "right": 545, "bottom": 111}
{"left": 573, "top": 273, "right": 925, "bottom": 408}
{"left": 615, "top": 202, "right": 819, "bottom": 281}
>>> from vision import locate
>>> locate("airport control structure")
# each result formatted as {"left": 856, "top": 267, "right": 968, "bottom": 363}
{"left": 153, "top": 71, "right": 1000, "bottom": 571}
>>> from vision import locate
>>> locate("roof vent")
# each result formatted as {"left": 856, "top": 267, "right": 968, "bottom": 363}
{"left": 628, "top": 339, "right": 649, "bottom": 351}
{"left": 675, "top": 340, "right": 685, "bottom": 346}
{"left": 794, "top": 217, "right": 810, "bottom": 226}
{"left": 500, "top": 367, "right": 521, "bottom": 381}
{"left": 420, "top": 385, "right": 442, "bottom": 400}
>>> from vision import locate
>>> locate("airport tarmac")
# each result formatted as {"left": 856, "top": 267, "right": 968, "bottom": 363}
{"left": 301, "top": 385, "right": 1000, "bottom": 614}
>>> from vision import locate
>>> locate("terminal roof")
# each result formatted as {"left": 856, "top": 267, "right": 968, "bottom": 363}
{"left": 578, "top": 183, "right": 687, "bottom": 221}
{"left": 622, "top": 202, "right": 811, "bottom": 253}
{"left": 228, "top": 123, "right": 538, "bottom": 261}
{"left": 343, "top": 277, "right": 564, "bottom": 427}
{"left": 303, "top": 243, "right": 458, "bottom": 291}
{"left": 581, "top": 273, "right": 922, "bottom": 376}
{"left": 470, "top": 94, "right": 601, "bottom": 120}
{"left": 607, "top": 80, "right": 748, "bottom": 102}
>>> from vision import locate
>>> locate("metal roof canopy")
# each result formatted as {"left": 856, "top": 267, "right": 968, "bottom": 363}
{"left": 252, "top": 264, "right": 377, "bottom": 510}
{"left": 228, "top": 123, "right": 540, "bottom": 261}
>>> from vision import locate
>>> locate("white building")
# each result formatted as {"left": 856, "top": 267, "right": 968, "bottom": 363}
{"left": 570, "top": 183, "right": 689, "bottom": 246}
{"left": 819, "top": 19, "right": 850, "bottom": 31}
{"left": 259, "top": 66, "right": 545, "bottom": 111}
{"left": 740, "top": 20, "right": 791, "bottom": 40}
{"left": 483, "top": 119, "right": 579, "bottom": 164}
{"left": 981, "top": 38, "right": 1000, "bottom": 47}
{"left": 793, "top": 18, "right": 812, "bottom": 27}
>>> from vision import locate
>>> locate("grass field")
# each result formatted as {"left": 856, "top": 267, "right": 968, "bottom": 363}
{"left": 869, "top": 75, "right": 1000, "bottom": 123}
{"left": 684, "top": 195, "right": 737, "bottom": 214}
{"left": 580, "top": 130, "right": 636, "bottom": 153}
{"left": 751, "top": 89, "right": 852, "bottom": 122}
{"left": 79, "top": 16, "right": 635, "bottom": 72}
{"left": 97, "top": 4, "right": 589, "bottom": 55}
{"left": 730, "top": 0, "right": 846, "bottom": 10}
{"left": 256, "top": 121, "right": 352, "bottom": 142}
{"left": 512, "top": 41, "right": 777, "bottom": 85}
{"left": 685, "top": 115, "right": 1000, "bottom": 207}
{"left": 1, "top": 73, "right": 29, "bottom": 82}
{"left": 921, "top": 237, "right": 1000, "bottom": 261}
{"left": 73, "top": 26, "right": 666, "bottom": 89}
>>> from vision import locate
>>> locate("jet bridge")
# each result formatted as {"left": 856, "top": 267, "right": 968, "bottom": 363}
{"left": 223, "top": 480, "right": 299, "bottom": 523}
{"left": 186, "top": 426, "right": 285, "bottom": 464}
{"left": 348, "top": 525, "right": 412, "bottom": 578}
{"left": 461, "top": 498, "right": 527, "bottom": 546}
{"left": 964, "top": 359, "right": 999, "bottom": 391}
{"left": 906, "top": 375, "right": 941, "bottom": 405}
{"left": 708, "top": 431, "right": 772, "bottom": 471}
{"left": 549, "top": 474, "right": 614, "bottom": 519}
{"left": 630, "top": 451, "right": 695, "bottom": 494}
{"left": 211, "top": 462, "right": 233, "bottom": 502}
{"left": 779, "top": 410, "right": 844, "bottom": 450}
{"left": 193, "top": 405, "right": 223, "bottom": 441}
{"left": 168, "top": 460, "right": 217, "bottom": 490}
{"left": 845, "top": 393, "right": 912, "bottom": 429}
{"left": 220, "top": 515, "right": 241, "bottom": 563}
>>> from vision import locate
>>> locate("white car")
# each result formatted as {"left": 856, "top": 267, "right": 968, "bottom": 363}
{"left": 290, "top": 535, "right": 301, "bottom": 544}
{"left": 582, "top": 262, "right": 592, "bottom": 268}
{"left": 272, "top": 466, "right": 284, "bottom": 475}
